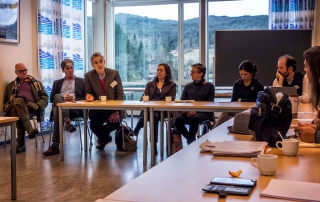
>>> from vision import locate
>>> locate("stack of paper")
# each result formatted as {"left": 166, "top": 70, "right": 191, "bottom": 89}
{"left": 261, "top": 179, "right": 320, "bottom": 201}
{"left": 199, "top": 140, "right": 267, "bottom": 157}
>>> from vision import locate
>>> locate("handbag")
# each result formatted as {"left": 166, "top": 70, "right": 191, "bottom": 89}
{"left": 114, "top": 121, "right": 138, "bottom": 151}
{"left": 248, "top": 87, "right": 292, "bottom": 147}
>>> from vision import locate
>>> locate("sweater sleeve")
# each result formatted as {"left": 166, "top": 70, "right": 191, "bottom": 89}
{"left": 299, "top": 74, "right": 310, "bottom": 103}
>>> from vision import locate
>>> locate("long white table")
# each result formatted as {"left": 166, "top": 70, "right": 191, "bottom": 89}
{"left": 102, "top": 104, "right": 319, "bottom": 201}
{"left": 0, "top": 117, "right": 18, "bottom": 200}
{"left": 57, "top": 101, "right": 148, "bottom": 164}
{"left": 57, "top": 101, "right": 257, "bottom": 166}
{"left": 149, "top": 101, "right": 256, "bottom": 165}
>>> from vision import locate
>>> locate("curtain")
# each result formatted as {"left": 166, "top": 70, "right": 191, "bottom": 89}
{"left": 37, "top": 0, "right": 84, "bottom": 129}
{"left": 270, "top": 0, "right": 315, "bottom": 29}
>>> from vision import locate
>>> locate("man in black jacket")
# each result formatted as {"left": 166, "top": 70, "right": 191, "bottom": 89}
{"left": 43, "top": 59, "right": 85, "bottom": 156}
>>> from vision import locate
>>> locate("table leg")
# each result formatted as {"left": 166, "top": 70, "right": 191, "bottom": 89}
{"left": 167, "top": 111, "right": 171, "bottom": 156}
{"left": 143, "top": 108, "right": 148, "bottom": 166}
{"left": 150, "top": 108, "right": 155, "bottom": 166}
{"left": 84, "top": 109, "right": 87, "bottom": 152}
{"left": 131, "top": 93, "right": 133, "bottom": 128}
{"left": 59, "top": 106, "right": 64, "bottom": 161}
{"left": 160, "top": 111, "right": 164, "bottom": 156}
{"left": 11, "top": 122, "right": 17, "bottom": 200}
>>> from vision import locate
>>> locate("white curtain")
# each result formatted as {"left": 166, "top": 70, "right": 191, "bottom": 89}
{"left": 37, "top": 0, "right": 84, "bottom": 128}
{"left": 270, "top": 0, "right": 315, "bottom": 29}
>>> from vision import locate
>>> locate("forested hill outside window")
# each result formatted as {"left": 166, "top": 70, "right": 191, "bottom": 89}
{"left": 113, "top": 0, "right": 268, "bottom": 98}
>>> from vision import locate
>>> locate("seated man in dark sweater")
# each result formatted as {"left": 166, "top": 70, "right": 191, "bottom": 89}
{"left": 3, "top": 63, "right": 48, "bottom": 153}
{"left": 175, "top": 63, "right": 215, "bottom": 144}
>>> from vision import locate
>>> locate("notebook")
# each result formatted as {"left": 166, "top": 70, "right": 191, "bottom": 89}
{"left": 271, "top": 86, "right": 298, "bottom": 95}
{"left": 261, "top": 179, "right": 320, "bottom": 201}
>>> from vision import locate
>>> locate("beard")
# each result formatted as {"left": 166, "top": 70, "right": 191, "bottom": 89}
{"left": 278, "top": 71, "right": 289, "bottom": 78}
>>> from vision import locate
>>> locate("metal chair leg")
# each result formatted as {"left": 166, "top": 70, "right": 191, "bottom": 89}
{"left": 40, "top": 122, "right": 45, "bottom": 143}
{"left": 48, "top": 122, "right": 53, "bottom": 149}
{"left": 87, "top": 124, "right": 93, "bottom": 151}
{"left": 75, "top": 121, "right": 83, "bottom": 150}
{"left": 4, "top": 126, "right": 7, "bottom": 147}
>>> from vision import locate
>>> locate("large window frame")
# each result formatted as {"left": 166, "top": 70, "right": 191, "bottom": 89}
{"left": 105, "top": 0, "right": 269, "bottom": 98}
{"left": 108, "top": 0, "right": 204, "bottom": 97}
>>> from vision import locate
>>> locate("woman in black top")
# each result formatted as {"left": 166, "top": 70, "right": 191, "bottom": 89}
{"left": 175, "top": 63, "right": 215, "bottom": 144}
{"left": 215, "top": 60, "right": 264, "bottom": 128}
{"left": 133, "top": 63, "right": 176, "bottom": 154}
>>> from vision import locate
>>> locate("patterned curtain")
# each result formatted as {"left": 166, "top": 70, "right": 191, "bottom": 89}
{"left": 270, "top": 0, "right": 315, "bottom": 29}
{"left": 37, "top": 0, "right": 84, "bottom": 129}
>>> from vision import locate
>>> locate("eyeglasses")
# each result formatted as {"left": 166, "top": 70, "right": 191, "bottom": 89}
{"left": 190, "top": 71, "right": 199, "bottom": 74}
{"left": 16, "top": 69, "right": 28, "bottom": 73}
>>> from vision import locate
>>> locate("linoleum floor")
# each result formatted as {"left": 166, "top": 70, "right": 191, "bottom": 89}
{"left": 0, "top": 116, "right": 175, "bottom": 202}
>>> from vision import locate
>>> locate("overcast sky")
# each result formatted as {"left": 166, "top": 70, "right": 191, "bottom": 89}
{"left": 111, "top": 0, "right": 269, "bottom": 20}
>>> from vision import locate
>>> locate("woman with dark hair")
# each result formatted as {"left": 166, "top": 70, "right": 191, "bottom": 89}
{"left": 294, "top": 46, "right": 320, "bottom": 143}
{"left": 133, "top": 63, "right": 176, "bottom": 154}
{"left": 214, "top": 60, "right": 264, "bottom": 128}
{"left": 174, "top": 63, "right": 215, "bottom": 145}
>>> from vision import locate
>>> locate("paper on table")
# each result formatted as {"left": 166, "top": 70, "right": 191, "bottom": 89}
{"left": 261, "top": 179, "right": 320, "bottom": 202}
{"left": 174, "top": 99, "right": 195, "bottom": 103}
{"left": 199, "top": 140, "right": 267, "bottom": 157}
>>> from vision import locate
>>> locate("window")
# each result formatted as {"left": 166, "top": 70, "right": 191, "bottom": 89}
{"left": 208, "top": 0, "right": 269, "bottom": 83}
{"left": 183, "top": 3, "right": 199, "bottom": 82}
{"left": 114, "top": 5, "right": 178, "bottom": 82}
{"left": 86, "top": 0, "right": 94, "bottom": 72}
{"left": 109, "top": 0, "right": 269, "bottom": 99}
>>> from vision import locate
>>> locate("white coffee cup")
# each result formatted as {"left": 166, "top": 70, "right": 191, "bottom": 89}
{"left": 99, "top": 96, "right": 107, "bottom": 102}
{"left": 276, "top": 139, "right": 299, "bottom": 156}
{"left": 165, "top": 96, "right": 171, "bottom": 103}
{"left": 143, "top": 95, "right": 149, "bottom": 102}
{"left": 289, "top": 95, "right": 299, "bottom": 118}
{"left": 251, "top": 154, "right": 278, "bottom": 176}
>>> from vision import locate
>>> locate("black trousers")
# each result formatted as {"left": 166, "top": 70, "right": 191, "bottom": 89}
{"left": 175, "top": 112, "right": 209, "bottom": 144}
{"left": 52, "top": 94, "right": 83, "bottom": 143}
{"left": 133, "top": 111, "right": 161, "bottom": 144}
{"left": 90, "top": 110, "right": 120, "bottom": 142}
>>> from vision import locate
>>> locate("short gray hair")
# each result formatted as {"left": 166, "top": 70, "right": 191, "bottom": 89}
{"left": 90, "top": 52, "right": 104, "bottom": 64}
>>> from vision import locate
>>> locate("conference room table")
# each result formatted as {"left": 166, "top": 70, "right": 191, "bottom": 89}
{"left": 0, "top": 117, "right": 18, "bottom": 200}
{"left": 57, "top": 100, "right": 256, "bottom": 166}
{"left": 102, "top": 103, "right": 319, "bottom": 202}
{"left": 57, "top": 100, "right": 149, "bottom": 164}
{"left": 148, "top": 101, "right": 256, "bottom": 165}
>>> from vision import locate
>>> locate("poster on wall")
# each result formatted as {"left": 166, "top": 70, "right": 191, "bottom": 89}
{"left": 0, "top": 0, "right": 19, "bottom": 43}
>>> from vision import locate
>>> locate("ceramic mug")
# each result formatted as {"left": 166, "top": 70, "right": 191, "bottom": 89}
{"left": 276, "top": 139, "right": 299, "bottom": 156}
{"left": 143, "top": 95, "right": 149, "bottom": 102}
{"left": 99, "top": 96, "right": 107, "bottom": 102}
{"left": 165, "top": 96, "right": 171, "bottom": 103}
{"left": 289, "top": 95, "right": 299, "bottom": 118}
{"left": 251, "top": 154, "right": 278, "bottom": 176}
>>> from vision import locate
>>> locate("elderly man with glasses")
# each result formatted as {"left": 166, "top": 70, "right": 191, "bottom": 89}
{"left": 3, "top": 63, "right": 48, "bottom": 153}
